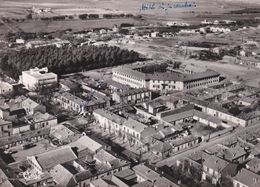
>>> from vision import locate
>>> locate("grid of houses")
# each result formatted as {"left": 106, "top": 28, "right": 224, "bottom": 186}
{"left": 1, "top": 56, "right": 260, "bottom": 187}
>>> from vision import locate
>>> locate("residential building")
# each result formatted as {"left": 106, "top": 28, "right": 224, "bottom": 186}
{"left": 152, "top": 126, "right": 180, "bottom": 142}
{"left": 194, "top": 110, "right": 229, "bottom": 128}
{"left": 27, "top": 146, "right": 78, "bottom": 173}
{"left": 202, "top": 155, "right": 237, "bottom": 185}
{"left": 93, "top": 109, "right": 126, "bottom": 135}
{"left": 238, "top": 96, "right": 257, "bottom": 106}
{"left": 19, "top": 67, "right": 58, "bottom": 91}
{"left": 56, "top": 92, "right": 106, "bottom": 114}
{"left": 0, "top": 120, "right": 12, "bottom": 137}
{"left": 12, "top": 121, "right": 30, "bottom": 134}
{"left": 223, "top": 145, "right": 249, "bottom": 163}
{"left": 170, "top": 135, "right": 201, "bottom": 154}
{"left": 133, "top": 164, "right": 180, "bottom": 187}
{"left": 50, "top": 164, "right": 76, "bottom": 187}
{"left": 112, "top": 88, "right": 151, "bottom": 104}
{"left": 246, "top": 157, "right": 260, "bottom": 174}
{"left": 69, "top": 135, "right": 103, "bottom": 154}
{"left": 233, "top": 168, "right": 260, "bottom": 187}
{"left": 50, "top": 124, "right": 77, "bottom": 144}
{"left": 150, "top": 140, "right": 172, "bottom": 158}
{"left": 122, "top": 118, "right": 148, "bottom": 146}
{"left": 176, "top": 93, "right": 260, "bottom": 127}
{"left": 158, "top": 104, "right": 195, "bottom": 125}
{"left": 73, "top": 149, "right": 130, "bottom": 187}
{"left": 93, "top": 109, "right": 157, "bottom": 147}
{"left": 0, "top": 80, "right": 14, "bottom": 95}
{"left": 20, "top": 172, "right": 53, "bottom": 187}
{"left": 90, "top": 176, "right": 129, "bottom": 187}
{"left": 21, "top": 98, "right": 46, "bottom": 115}
{"left": 113, "top": 168, "right": 137, "bottom": 185}
{"left": 25, "top": 112, "right": 57, "bottom": 130}
{"left": 0, "top": 102, "right": 26, "bottom": 121}
{"left": 0, "top": 127, "right": 50, "bottom": 148}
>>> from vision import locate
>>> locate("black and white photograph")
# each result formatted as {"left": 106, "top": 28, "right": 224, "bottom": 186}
{"left": 0, "top": 0, "right": 260, "bottom": 186}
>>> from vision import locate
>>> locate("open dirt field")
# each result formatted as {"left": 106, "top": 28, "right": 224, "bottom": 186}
{"left": 0, "top": 18, "right": 143, "bottom": 34}
{"left": 1, "top": 0, "right": 260, "bottom": 35}
{"left": 0, "top": 0, "right": 258, "bottom": 19}
{"left": 117, "top": 37, "right": 260, "bottom": 85}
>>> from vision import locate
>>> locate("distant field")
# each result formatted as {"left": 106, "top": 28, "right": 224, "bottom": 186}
{"left": 0, "top": 18, "right": 143, "bottom": 34}
{"left": 0, "top": 0, "right": 256, "bottom": 19}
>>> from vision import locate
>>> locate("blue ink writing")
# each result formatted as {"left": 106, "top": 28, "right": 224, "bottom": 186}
{"left": 140, "top": 1, "right": 196, "bottom": 11}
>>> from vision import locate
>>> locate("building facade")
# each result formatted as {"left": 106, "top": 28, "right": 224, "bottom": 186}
{"left": 56, "top": 92, "right": 106, "bottom": 114}
{"left": 112, "top": 88, "right": 151, "bottom": 104}
{"left": 0, "top": 120, "right": 12, "bottom": 137}
{"left": 112, "top": 66, "right": 220, "bottom": 91}
{"left": 19, "top": 67, "right": 58, "bottom": 91}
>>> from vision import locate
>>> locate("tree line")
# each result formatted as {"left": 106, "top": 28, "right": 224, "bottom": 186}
{"left": 0, "top": 45, "right": 144, "bottom": 79}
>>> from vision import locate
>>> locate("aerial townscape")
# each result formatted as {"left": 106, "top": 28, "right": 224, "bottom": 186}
{"left": 1, "top": 0, "right": 260, "bottom": 187}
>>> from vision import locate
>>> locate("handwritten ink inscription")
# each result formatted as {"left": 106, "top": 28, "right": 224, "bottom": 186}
{"left": 140, "top": 1, "right": 196, "bottom": 11}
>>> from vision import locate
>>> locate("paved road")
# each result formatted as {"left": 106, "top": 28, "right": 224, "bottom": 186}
{"left": 156, "top": 122, "right": 260, "bottom": 167}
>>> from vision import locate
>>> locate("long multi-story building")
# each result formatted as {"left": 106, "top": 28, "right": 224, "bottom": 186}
{"left": 112, "top": 88, "right": 151, "bottom": 104}
{"left": 112, "top": 65, "right": 220, "bottom": 91}
{"left": 19, "top": 67, "right": 58, "bottom": 91}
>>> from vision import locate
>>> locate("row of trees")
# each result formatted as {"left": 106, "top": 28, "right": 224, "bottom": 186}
{"left": 37, "top": 13, "right": 136, "bottom": 21}
{"left": 79, "top": 13, "right": 134, "bottom": 20}
{"left": 41, "top": 15, "right": 70, "bottom": 21}
{"left": 0, "top": 45, "right": 143, "bottom": 79}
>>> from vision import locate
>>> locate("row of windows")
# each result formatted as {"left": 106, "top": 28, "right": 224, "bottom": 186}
{"left": 115, "top": 75, "right": 142, "bottom": 87}
{"left": 115, "top": 72, "right": 142, "bottom": 82}
{"left": 187, "top": 76, "right": 219, "bottom": 84}
{"left": 38, "top": 77, "right": 56, "bottom": 82}
{"left": 103, "top": 121, "right": 140, "bottom": 139}
{"left": 152, "top": 80, "right": 176, "bottom": 84}
{"left": 38, "top": 121, "right": 49, "bottom": 128}
{"left": 186, "top": 79, "right": 218, "bottom": 89}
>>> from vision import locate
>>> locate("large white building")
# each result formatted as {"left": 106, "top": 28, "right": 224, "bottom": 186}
{"left": 19, "top": 67, "right": 58, "bottom": 91}
{"left": 112, "top": 65, "right": 220, "bottom": 91}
